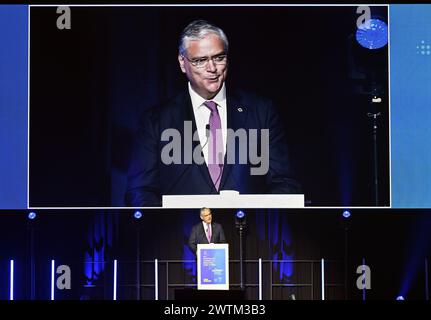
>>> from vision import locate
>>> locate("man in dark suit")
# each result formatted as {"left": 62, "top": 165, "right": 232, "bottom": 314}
{"left": 125, "top": 20, "right": 302, "bottom": 207}
{"left": 188, "top": 207, "right": 226, "bottom": 254}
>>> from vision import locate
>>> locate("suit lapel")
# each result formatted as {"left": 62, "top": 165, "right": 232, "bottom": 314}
{"left": 172, "top": 92, "right": 193, "bottom": 132}
{"left": 219, "top": 92, "right": 248, "bottom": 189}
{"left": 200, "top": 223, "right": 207, "bottom": 243}
{"left": 172, "top": 92, "right": 216, "bottom": 192}
{"left": 210, "top": 222, "right": 215, "bottom": 242}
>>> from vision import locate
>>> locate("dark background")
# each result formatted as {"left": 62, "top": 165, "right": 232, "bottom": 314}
{"left": 29, "top": 6, "right": 389, "bottom": 207}
{"left": 1, "top": 209, "right": 430, "bottom": 300}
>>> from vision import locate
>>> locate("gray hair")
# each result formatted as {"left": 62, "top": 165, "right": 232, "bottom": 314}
{"left": 179, "top": 20, "right": 229, "bottom": 56}
{"left": 200, "top": 207, "right": 211, "bottom": 215}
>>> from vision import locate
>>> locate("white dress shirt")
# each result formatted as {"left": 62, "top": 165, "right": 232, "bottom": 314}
{"left": 188, "top": 82, "right": 227, "bottom": 166}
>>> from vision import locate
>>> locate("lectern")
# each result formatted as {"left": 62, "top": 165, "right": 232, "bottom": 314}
{"left": 197, "top": 243, "right": 229, "bottom": 290}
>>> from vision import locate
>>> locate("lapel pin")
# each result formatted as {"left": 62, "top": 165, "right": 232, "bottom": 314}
{"left": 237, "top": 107, "right": 243, "bottom": 112}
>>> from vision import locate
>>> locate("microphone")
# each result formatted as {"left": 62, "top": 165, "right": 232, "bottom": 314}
{"left": 201, "top": 124, "right": 210, "bottom": 152}
{"left": 214, "top": 162, "right": 224, "bottom": 188}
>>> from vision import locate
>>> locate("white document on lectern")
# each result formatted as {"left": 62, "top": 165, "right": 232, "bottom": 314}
{"left": 197, "top": 243, "right": 229, "bottom": 290}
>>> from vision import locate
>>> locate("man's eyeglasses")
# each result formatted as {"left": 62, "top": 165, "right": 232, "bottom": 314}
{"left": 182, "top": 54, "right": 227, "bottom": 68}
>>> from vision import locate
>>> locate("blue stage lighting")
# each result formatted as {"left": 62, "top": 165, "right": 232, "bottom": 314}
{"left": 28, "top": 211, "right": 37, "bottom": 220}
{"left": 133, "top": 211, "right": 143, "bottom": 219}
{"left": 342, "top": 210, "right": 351, "bottom": 219}
{"left": 396, "top": 295, "right": 405, "bottom": 300}
{"left": 236, "top": 210, "right": 245, "bottom": 219}
{"left": 356, "top": 19, "right": 388, "bottom": 50}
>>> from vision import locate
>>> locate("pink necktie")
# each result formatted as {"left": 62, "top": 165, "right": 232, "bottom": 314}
{"left": 206, "top": 223, "right": 212, "bottom": 243}
{"left": 204, "top": 101, "right": 224, "bottom": 190}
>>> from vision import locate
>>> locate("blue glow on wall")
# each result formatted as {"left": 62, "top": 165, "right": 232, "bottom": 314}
{"left": 0, "top": 6, "right": 28, "bottom": 209}
{"left": 398, "top": 214, "right": 431, "bottom": 298}
{"left": 267, "top": 211, "right": 294, "bottom": 281}
{"left": 183, "top": 211, "right": 197, "bottom": 279}
{"left": 84, "top": 214, "right": 114, "bottom": 287}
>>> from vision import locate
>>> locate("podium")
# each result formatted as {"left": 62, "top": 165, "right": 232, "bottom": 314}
{"left": 163, "top": 190, "right": 304, "bottom": 208}
{"left": 197, "top": 243, "right": 229, "bottom": 290}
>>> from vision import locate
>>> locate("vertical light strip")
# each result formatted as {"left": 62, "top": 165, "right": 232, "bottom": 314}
{"left": 258, "top": 258, "right": 262, "bottom": 300}
{"left": 154, "top": 259, "right": 158, "bottom": 300}
{"left": 425, "top": 258, "right": 429, "bottom": 301}
{"left": 51, "top": 260, "right": 55, "bottom": 300}
{"left": 387, "top": 4, "right": 392, "bottom": 207}
{"left": 321, "top": 259, "right": 325, "bottom": 300}
{"left": 27, "top": 5, "right": 31, "bottom": 209}
{"left": 113, "top": 259, "right": 117, "bottom": 300}
{"left": 10, "top": 260, "right": 14, "bottom": 300}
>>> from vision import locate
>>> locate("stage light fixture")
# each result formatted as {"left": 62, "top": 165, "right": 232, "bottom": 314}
{"left": 236, "top": 210, "right": 245, "bottom": 219}
{"left": 28, "top": 211, "right": 37, "bottom": 220}
{"left": 235, "top": 210, "right": 246, "bottom": 290}
{"left": 356, "top": 18, "right": 388, "bottom": 50}
{"left": 396, "top": 295, "right": 405, "bottom": 300}
{"left": 342, "top": 210, "right": 351, "bottom": 219}
{"left": 133, "top": 210, "right": 143, "bottom": 219}
{"left": 235, "top": 210, "right": 247, "bottom": 229}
